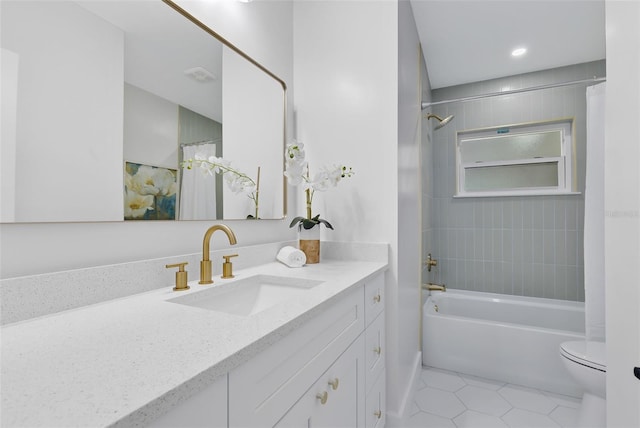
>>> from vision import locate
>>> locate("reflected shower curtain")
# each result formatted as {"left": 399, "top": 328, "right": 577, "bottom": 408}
{"left": 179, "top": 143, "right": 217, "bottom": 220}
{"left": 585, "top": 82, "right": 606, "bottom": 341}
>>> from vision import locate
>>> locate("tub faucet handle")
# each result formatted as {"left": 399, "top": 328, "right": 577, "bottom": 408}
{"left": 425, "top": 253, "right": 438, "bottom": 272}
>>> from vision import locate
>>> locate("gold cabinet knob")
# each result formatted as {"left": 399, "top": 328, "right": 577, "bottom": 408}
{"left": 373, "top": 294, "right": 381, "bottom": 303}
{"left": 166, "top": 262, "right": 189, "bottom": 291}
{"left": 374, "top": 346, "right": 382, "bottom": 355}
{"left": 374, "top": 410, "right": 382, "bottom": 419}
{"left": 316, "top": 391, "right": 328, "bottom": 405}
{"left": 328, "top": 378, "right": 339, "bottom": 390}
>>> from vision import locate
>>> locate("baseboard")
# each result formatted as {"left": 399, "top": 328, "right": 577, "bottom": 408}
{"left": 385, "top": 351, "right": 422, "bottom": 427}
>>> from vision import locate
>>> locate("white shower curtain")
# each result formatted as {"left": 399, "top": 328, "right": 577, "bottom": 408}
{"left": 585, "top": 82, "right": 606, "bottom": 341}
{"left": 179, "top": 143, "right": 217, "bottom": 220}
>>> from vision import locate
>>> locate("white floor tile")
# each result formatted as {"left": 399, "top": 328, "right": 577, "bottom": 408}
{"left": 459, "top": 373, "right": 506, "bottom": 391}
{"left": 543, "top": 391, "right": 582, "bottom": 409}
{"left": 414, "top": 386, "right": 466, "bottom": 419}
{"left": 502, "top": 408, "right": 562, "bottom": 428}
{"left": 456, "top": 385, "right": 513, "bottom": 417}
{"left": 404, "top": 411, "right": 457, "bottom": 428}
{"left": 549, "top": 406, "right": 580, "bottom": 428}
{"left": 499, "top": 384, "right": 558, "bottom": 414}
{"left": 409, "top": 368, "right": 582, "bottom": 428}
{"left": 409, "top": 401, "right": 421, "bottom": 416}
{"left": 454, "top": 410, "right": 510, "bottom": 428}
{"left": 421, "top": 368, "right": 466, "bottom": 392}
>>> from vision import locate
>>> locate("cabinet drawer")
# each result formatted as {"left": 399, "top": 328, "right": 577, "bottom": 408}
{"left": 365, "top": 310, "right": 385, "bottom": 394}
{"left": 229, "top": 286, "right": 364, "bottom": 428}
{"left": 365, "top": 371, "right": 386, "bottom": 428}
{"left": 364, "top": 274, "right": 384, "bottom": 326}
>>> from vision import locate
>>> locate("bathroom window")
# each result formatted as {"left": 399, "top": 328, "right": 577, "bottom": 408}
{"left": 455, "top": 118, "right": 577, "bottom": 197}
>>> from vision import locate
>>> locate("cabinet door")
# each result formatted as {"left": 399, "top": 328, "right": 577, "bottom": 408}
{"left": 275, "top": 335, "right": 365, "bottom": 428}
{"left": 365, "top": 372, "right": 385, "bottom": 428}
{"left": 148, "top": 374, "right": 227, "bottom": 428}
{"left": 365, "top": 311, "right": 385, "bottom": 395}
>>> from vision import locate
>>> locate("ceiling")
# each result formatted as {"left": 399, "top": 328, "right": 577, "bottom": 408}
{"left": 409, "top": 0, "right": 606, "bottom": 89}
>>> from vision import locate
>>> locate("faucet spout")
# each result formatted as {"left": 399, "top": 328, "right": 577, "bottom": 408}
{"left": 200, "top": 224, "right": 237, "bottom": 284}
{"left": 423, "top": 283, "right": 446, "bottom": 292}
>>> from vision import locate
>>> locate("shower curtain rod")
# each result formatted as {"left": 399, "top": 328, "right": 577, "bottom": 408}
{"left": 180, "top": 139, "right": 222, "bottom": 147}
{"left": 422, "top": 76, "right": 606, "bottom": 108}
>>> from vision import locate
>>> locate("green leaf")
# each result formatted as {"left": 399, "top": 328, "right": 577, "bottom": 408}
{"left": 289, "top": 216, "right": 306, "bottom": 228}
{"left": 317, "top": 218, "right": 334, "bottom": 230}
{"left": 302, "top": 218, "right": 318, "bottom": 229}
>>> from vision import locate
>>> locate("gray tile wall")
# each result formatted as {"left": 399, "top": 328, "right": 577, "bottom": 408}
{"left": 427, "top": 60, "right": 605, "bottom": 302}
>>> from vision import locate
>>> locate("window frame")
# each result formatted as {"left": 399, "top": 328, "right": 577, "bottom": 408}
{"left": 454, "top": 118, "right": 579, "bottom": 198}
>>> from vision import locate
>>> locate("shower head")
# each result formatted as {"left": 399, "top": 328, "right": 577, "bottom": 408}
{"left": 426, "top": 113, "right": 454, "bottom": 130}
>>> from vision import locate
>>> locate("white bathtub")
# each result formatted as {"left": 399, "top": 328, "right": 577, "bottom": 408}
{"left": 422, "top": 289, "right": 585, "bottom": 397}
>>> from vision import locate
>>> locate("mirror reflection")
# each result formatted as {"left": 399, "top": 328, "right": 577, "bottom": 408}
{"left": 1, "top": 0, "right": 286, "bottom": 223}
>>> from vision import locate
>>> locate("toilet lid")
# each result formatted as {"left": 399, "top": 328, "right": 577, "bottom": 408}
{"left": 561, "top": 341, "right": 606, "bottom": 372}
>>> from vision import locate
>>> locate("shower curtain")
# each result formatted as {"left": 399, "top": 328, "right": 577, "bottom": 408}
{"left": 585, "top": 82, "right": 606, "bottom": 341}
{"left": 179, "top": 143, "right": 217, "bottom": 220}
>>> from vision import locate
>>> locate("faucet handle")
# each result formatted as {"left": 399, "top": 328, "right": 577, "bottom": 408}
{"left": 166, "top": 262, "right": 190, "bottom": 291}
{"left": 222, "top": 254, "right": 238, "bottom": 279}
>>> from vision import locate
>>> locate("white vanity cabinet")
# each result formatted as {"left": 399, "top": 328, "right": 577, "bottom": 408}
{"left": 228, "top": 272, "right": 386, "bottom": 428}
{"left": 148, "top": 374, "right": 227, "bottom": 428}
{"left": 228, "top": 285, "right": 364, "bottom": 427}
{"left": 147, "top": 272, "right": 386, "bottom": 428}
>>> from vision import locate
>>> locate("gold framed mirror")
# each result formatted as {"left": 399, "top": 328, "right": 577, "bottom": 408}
{"left": 0, "top": 0, "right": 287, "bottom": 223}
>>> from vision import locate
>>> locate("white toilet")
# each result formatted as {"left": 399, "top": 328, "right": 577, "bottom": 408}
{"left": 560, "top": 340, "right": 606, "bottom": 427}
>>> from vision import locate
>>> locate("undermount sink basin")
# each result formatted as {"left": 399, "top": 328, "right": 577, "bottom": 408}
{"left": 168, "top": 274, "right": 324, "bottom": 317}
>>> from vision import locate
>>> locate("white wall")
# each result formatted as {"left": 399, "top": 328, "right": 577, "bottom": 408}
{"left": 124, "top": 83, "right": 179, "bottom": 169}
{"left": 604, "top": 1, "right": 640, "bottom": 426}
{"left": 2, "top": 1, "right": 124, "bottom": 223}
{"left": 222, "top": 47, "right": 284, "bottom": 219}
{"left": 293, "top": 0, "right": 417, "bottom": 419}
{"left": 0, "top": 48, "right": 19, "bottom": 223}
{"left": 0, "top": 0, "right": 295, "bottom": 279}
{"left": 396, "top": 0, "right": 423, "bottom": 418}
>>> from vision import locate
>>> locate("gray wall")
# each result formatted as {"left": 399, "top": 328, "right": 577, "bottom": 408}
{"left": 429, "top": 60, "right": 605, "bottom": 302}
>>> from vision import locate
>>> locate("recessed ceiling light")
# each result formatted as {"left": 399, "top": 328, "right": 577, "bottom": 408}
{"left": 511, "top": 47, "right": 527, "bottom": 57}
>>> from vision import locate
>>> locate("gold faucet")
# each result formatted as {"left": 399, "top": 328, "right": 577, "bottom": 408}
{"left": 199, "top": 224, "right": 237, "bottom": 284}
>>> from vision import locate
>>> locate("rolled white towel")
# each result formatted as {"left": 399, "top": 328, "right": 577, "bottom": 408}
{"left": 276, "top": 246, "right": 306, "bottom": 268}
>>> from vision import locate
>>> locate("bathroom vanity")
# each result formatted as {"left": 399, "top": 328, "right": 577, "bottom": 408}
{"left": 0, "top": 242, "right": 387, "bottom": 427}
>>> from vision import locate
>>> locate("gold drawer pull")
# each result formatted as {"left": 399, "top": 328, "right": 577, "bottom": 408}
{"left": 328, "top": 378, "right": 339, "bottom": 390}
{"left": 316, "top": 391, "right": 328, "bottom": 405}
{"left": 373, "top": 294, "right": 381, "bottom": 303}
{"left": 374, "top": 346, "right": 382, "bottom": 355}
{"left": 374, "top": 410, "right": 382, "bottom": 419}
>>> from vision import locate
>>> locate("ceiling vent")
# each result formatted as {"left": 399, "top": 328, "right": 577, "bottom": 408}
{"left": 184, "top": 66, "right": 217, "bottom": 83}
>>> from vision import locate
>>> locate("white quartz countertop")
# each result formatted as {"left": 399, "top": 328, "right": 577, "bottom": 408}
{"left": 1, "top": 260, "right": 386, "bottom": 427}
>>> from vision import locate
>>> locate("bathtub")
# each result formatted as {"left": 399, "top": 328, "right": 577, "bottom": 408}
{"left": 422, "top": 289, "right": 585, "bottom": 397}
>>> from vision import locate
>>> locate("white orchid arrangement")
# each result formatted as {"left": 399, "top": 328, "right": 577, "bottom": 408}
{"left": 284, "top": 141, "right": 354, "bottom": 230}
{"left": 182, "top": 154, "right": 260, "bottom": 218}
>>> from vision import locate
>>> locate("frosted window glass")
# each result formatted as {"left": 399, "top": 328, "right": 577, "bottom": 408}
{"left": 465, "top": 162, "right": 559, "bottom": 192}
{"left": 461, "top": 130, "right": 562, "bottom": 163}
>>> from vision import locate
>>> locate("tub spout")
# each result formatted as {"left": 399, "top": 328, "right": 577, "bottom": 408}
{"left": 423, "top": 283, "right": 446, "bottom": 292}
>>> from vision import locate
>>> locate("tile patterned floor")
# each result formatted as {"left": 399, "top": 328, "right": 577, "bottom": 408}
{"left": 402, "top": 367, "right": 582, "bottom": 428}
